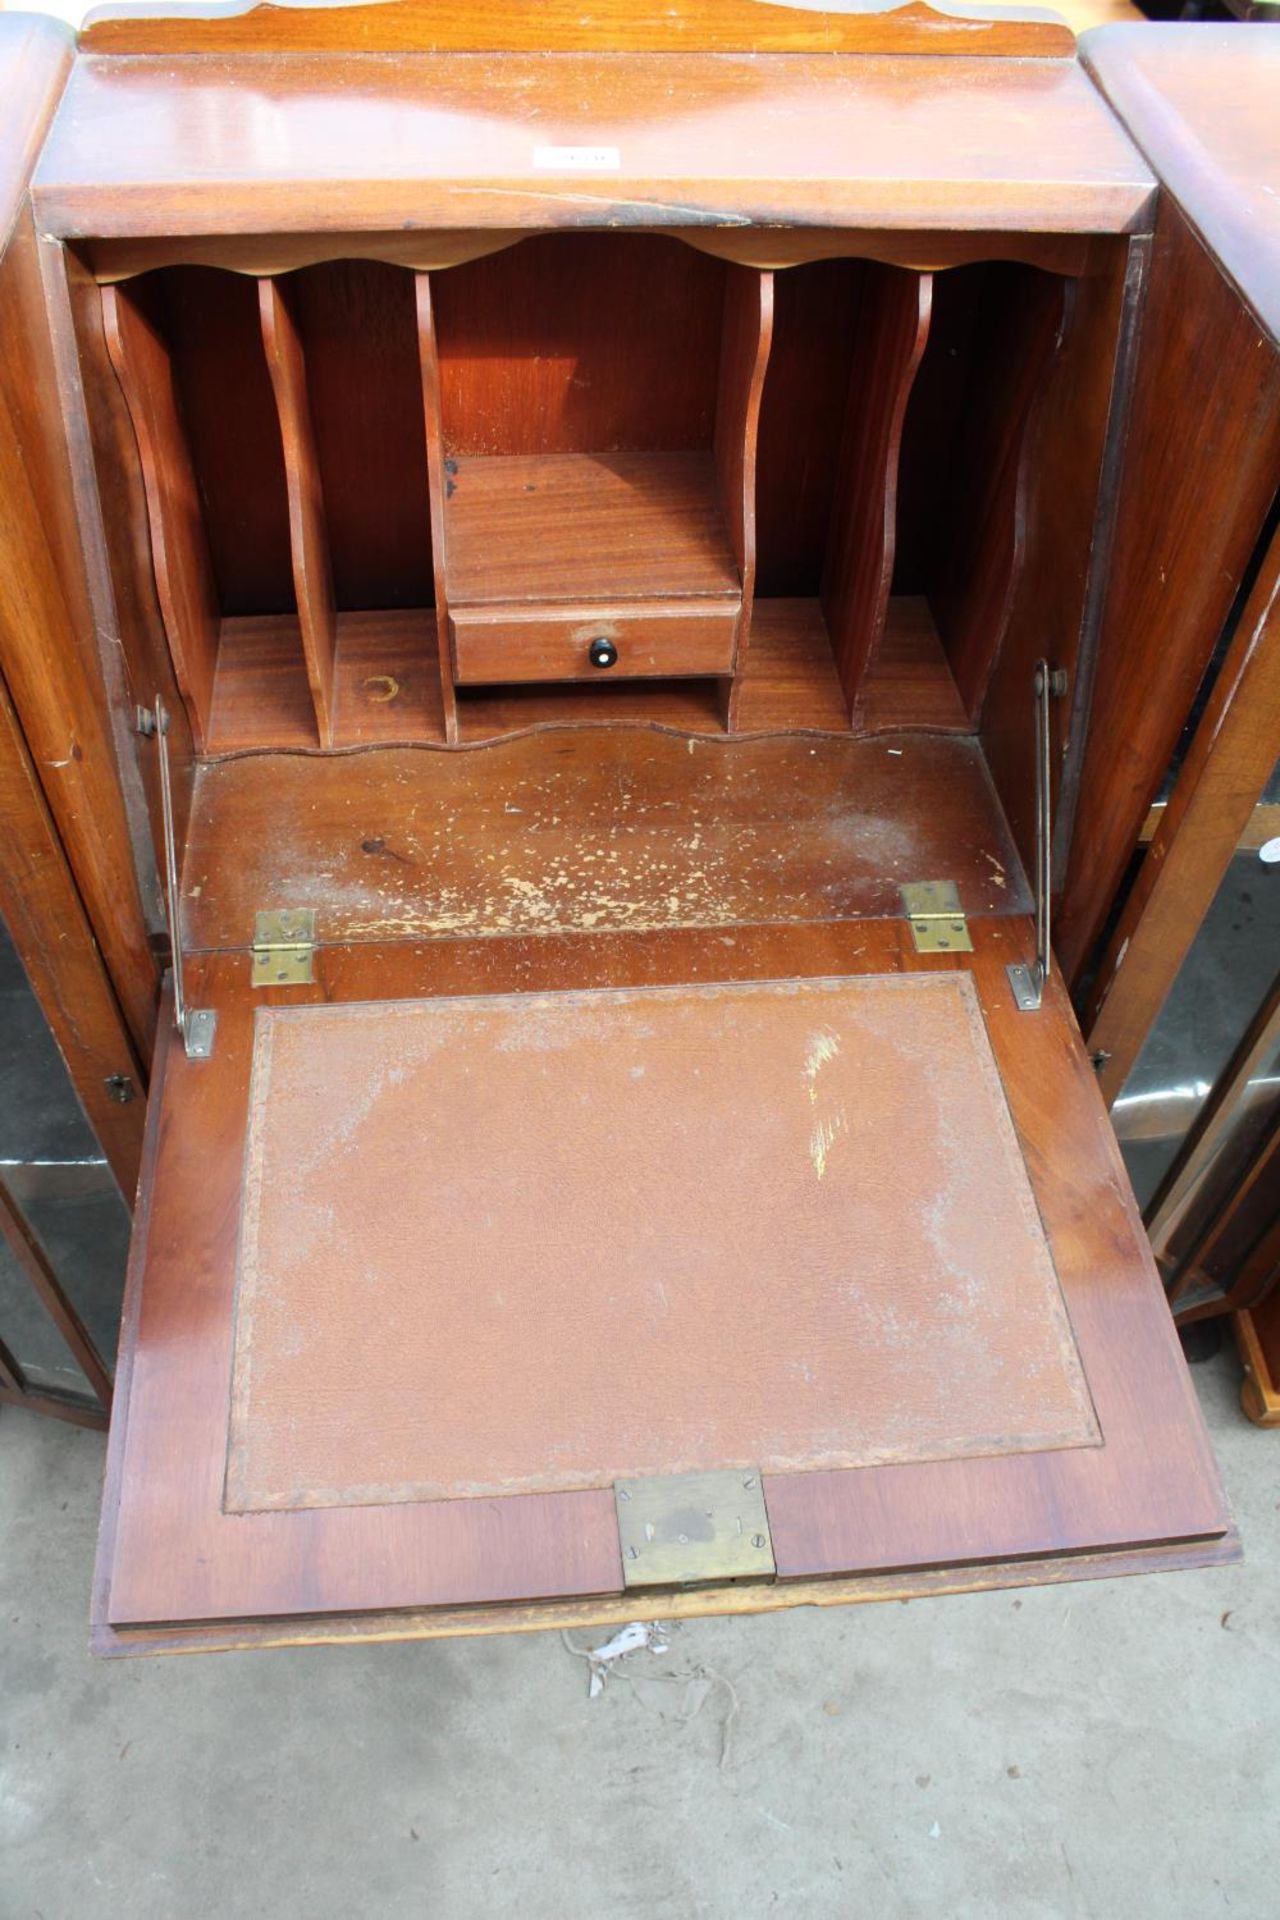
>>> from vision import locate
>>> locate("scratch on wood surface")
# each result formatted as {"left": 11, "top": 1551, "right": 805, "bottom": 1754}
{"left": 802, "top": 1029, "right": 841, "bottom": 1105}
{"left": 809, "top": 1106, "right": 848, "bottom": 1180}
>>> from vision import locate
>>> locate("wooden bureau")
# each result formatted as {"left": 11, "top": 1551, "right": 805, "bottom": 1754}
{"left": 0, "top": 0, "right": 1237, "bottom": 1654}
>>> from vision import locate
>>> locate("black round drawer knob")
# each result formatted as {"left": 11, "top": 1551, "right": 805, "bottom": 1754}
{"left": 588, "top": 636, "right": 619, "bottom": 670}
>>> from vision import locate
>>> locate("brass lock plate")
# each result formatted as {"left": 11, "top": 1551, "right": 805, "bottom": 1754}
{"left": 615, "top": 1468, "right": 776, "bottom": 1589}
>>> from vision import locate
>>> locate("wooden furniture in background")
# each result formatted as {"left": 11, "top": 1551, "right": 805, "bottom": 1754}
{"left": 0, "top": 0, "right": 1244, "bottom": 1650}
{"left": 1066, "top": 25, "right": 1280, "bottom": 1006}
{"left": 1078, "top": 28, "right": 1280, "bottom": 1425}
{"left": 0, "top": 1177, "right": 112, "bottom": 1431}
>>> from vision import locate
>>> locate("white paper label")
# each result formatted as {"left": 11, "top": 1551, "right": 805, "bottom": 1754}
{"left": 532, "top": 145, "right": 621, "bottom": 171}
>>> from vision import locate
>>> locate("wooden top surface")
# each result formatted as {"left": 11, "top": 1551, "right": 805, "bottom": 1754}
{"left": 34, "top": 47, "right": 1155, "bottom": 238}
{"left": 1082, "top": 24, "right": 1280, "bottom": 344}
{"left": 0, "top": 14, "right": 72, "bottom": 256}
{"left": 78, "top": 0, "right": 1080, "bottom": 58}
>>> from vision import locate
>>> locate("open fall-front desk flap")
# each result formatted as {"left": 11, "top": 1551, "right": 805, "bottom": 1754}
{"left": 94, "top": 828, "right": 1233, "bottom": 1654}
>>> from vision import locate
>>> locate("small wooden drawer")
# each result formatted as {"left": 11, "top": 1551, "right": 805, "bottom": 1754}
{"left": 450, "top": 600, "right": 739, "bottom": 685}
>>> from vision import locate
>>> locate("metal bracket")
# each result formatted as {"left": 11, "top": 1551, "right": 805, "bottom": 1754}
{"left": 251, "top": 910, "right": 316, "bottom": 988}
{"left": 1006, "top": 661, "right": 1068, "bottom": 1013}
{"left": 900, "top": 880, "right": 973, "bottom": 955}
{"left": 137, "top": 698, "right": 216, "bottom": 1059}
{"left": 615, "top": 1468, "right": 776, "bottom": 1589}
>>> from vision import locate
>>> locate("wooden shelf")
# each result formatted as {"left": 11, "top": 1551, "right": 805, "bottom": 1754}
{"left": 442, "top": 450, "right": 741, "bottom": 607}
{"left": 207, "top": 611, "right": 445, "bottom": 751}
{"left": 736, "top": 597, "right": 969, "bottom": 736}
{"left": 204, "top": 597, "right": 968, "bottom": 749}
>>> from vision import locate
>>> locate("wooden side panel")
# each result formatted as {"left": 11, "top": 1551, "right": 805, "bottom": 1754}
{"left": 101, "top": 281, "right": 219, "bottom": 751}
{"left": 0, "top": 221, "right": 158, "bottom": 1062}
{"left": 979, "top": 237, "right": 1133, "bottom": 881}
{"left": 1085, "top": 522, "right": 1280, "bottom": 1105}
{"left": 1056, "top": 203, "right": 1280, "bottom": 984}
{"left": 717, "top": 266, "right": 773, "bottom": 721}
{"left": 259, "top": 278, "right": 333, "bottom": 746}
{"left": 49, "top": 244, "right": 196, "bottom": 921}
{"left": 932, "top": 268, "right": 1068, "bottom": 719}
{"left": 822, "top": 267, "right": 932, "bottom": 724}
{"left": 413, "top": 273, "right": 458, "bottom": 742}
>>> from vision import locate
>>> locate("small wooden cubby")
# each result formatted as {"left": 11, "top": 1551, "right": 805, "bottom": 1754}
{"left": 102, "top": 239, "right": 1076, "bottom": 752}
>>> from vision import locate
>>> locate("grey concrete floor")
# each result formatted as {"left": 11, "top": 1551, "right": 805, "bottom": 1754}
{"left": 2, "top": 1344, "right": 1276, "bottom": 1920}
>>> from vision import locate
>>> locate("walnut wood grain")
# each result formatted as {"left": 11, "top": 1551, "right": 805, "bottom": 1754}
{"left": 33, "top": 54, "right": 1155, "bottom": 240}
{"left": 259, "top": 278, "right": 334, "bottom": 745}
{"left": 822, "top": 267, "right": 932, "bottom": 724}
{"left": 96, "top": 919, "right": 1228, "bottom": 1632}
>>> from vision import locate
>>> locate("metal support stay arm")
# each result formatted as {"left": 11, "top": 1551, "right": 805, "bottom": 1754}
{"left": 1007, "top": 660, "right": 1068, "bottom": 1013}
{"left": 137, "top": 697, "right": 216, "bottom": 1058}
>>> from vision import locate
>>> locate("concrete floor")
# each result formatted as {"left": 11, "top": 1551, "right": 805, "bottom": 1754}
{"left": 1, "top": 1343, "right": 1276, "bottom": 1920}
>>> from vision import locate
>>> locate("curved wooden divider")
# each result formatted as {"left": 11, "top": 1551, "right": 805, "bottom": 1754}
{"left": 821, "top": 266, "right": 933, "bottom": 727}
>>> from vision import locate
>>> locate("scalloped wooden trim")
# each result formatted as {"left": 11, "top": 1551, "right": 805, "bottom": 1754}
{"left": 81, "top": 231, "right": 1099, "bottom": 286}
{"left": 79, "top": 0, "right": 1078, "bottom": 61}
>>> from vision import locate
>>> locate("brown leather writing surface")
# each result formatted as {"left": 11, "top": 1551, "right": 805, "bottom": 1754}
{"left": 97, "top": 924, "right": 1230, "bottom": 1639}
{"left": 226, "top": 974, "right": 1096, "bottom": 1513}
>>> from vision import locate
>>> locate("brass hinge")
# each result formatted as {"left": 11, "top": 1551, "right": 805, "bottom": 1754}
{"left": 251, "top": 909, "right": 316, "bottom": 987}
{"left": 614, "top": 1468, "right": 776, "bottom": 1589}
{"left": 900, "top": 880, "right": 973, "bottom": 955}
